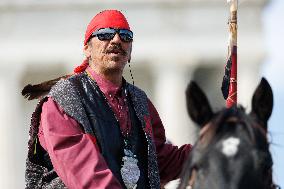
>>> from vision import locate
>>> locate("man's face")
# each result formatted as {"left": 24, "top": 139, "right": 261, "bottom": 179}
{"left": 84, "top": 31, "right": 132, "bottom": 74}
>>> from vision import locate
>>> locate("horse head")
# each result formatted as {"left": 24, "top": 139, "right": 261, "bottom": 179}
{"left": 179, "top": 78, "right": 278, "bottom": 189}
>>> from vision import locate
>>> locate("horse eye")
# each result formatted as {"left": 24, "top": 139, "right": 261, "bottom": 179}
{"left": 191, "top": 162, "right": 202, "bottom": 171}
{"left": 191, "top": 165, "right": 198, "bottom": 170}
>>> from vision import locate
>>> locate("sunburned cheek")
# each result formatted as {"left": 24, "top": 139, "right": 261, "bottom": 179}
{"left": 221, "top": 137, "right": 240, "bottom": 157}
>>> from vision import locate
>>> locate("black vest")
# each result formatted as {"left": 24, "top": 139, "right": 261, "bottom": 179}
{"left": 25, "top": 73, "right": 160, "bottom": 189}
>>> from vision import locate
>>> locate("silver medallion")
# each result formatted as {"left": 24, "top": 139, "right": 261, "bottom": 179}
{"left": 121, "top": 149, "right": 140, "bottom": 189}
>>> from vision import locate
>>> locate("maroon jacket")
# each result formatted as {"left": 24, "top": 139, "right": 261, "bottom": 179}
{"left": 37, "top": 67, "right": 192, "bottom": 188}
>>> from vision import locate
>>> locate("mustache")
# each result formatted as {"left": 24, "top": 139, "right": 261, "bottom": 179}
{"left": 105, "top": 43, "right": 127, "bottom": 56}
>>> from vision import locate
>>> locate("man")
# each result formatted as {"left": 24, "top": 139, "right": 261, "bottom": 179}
{"left": 24, "top": 10, "right": 192, "bottom": 189}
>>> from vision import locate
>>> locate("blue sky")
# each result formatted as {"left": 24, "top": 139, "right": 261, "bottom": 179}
{"left": 262, "top": 0, "right": 284, "bottom": 187}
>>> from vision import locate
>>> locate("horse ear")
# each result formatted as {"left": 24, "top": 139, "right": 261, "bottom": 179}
{"left": 186, "top": 81, "right": 213, "bottom": 127}
{"left": 251, "top": 78, "right": 273, "bottom": 130}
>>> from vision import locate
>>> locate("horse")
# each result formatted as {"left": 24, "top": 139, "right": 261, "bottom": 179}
{"left": 178, "top": 78, "right": 280, "bottom": 189}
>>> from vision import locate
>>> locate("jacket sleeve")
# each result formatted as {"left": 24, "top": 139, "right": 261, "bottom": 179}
{"left": 39, "top": 97, "right": 122, "bottom": 189}
{"left": 147, "top": 99, "right": 192, "bottom": 184}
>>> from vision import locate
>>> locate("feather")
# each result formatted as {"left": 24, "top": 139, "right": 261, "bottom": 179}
{"left": 22, "top": 74, "right": 71, "bottom": 100}
{"left": 221, "top": 57, "right": 232, "bottom": 100}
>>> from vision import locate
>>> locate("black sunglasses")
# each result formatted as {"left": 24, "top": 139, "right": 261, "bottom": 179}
{"left": 91, "top": 28, "right": 133, "bottom": 43}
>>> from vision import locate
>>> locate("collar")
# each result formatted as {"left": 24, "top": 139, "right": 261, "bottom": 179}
{"left": 86, "top": 66, "right": 124, "bottom": 97}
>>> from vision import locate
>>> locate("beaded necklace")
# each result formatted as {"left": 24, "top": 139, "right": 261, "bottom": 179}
{"left": 85, "top": 69, "right": 140, "bottom": 189}
{"left": 108, "top": 89, "right": 131, "bottom": 138}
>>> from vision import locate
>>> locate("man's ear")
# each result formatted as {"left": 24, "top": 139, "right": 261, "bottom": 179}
{"left": 186, "top": 81, "right": 213, "bottom": 127}
{"left": 250, "top": 78, "right": 273, "bottom": 130}
{"left": 83, "top": 44, "right": 91, "bottom": 59}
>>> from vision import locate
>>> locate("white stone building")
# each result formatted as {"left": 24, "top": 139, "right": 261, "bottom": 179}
{"left": 0, "top": 0, "right": 268, "bottom": 188}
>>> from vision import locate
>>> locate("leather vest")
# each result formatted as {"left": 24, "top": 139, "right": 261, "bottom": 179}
{"left": 25, "top": 72, "right": 160, "bottom": 189}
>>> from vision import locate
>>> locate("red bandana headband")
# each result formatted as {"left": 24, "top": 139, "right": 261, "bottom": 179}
{"left": 74, "top": 10, "right": 130, "bottom": 73}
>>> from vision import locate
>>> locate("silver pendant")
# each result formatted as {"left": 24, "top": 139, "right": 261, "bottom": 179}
{"left": 121, "top": 149, "right": 140, "bottom": 189}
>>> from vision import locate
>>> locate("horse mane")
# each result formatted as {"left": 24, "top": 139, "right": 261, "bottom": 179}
{"left": 197, "top": 106, "right": 258, "bottom": 148}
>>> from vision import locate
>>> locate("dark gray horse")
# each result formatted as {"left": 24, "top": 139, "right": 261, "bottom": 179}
{"left": 179, "top": 78, "right": 279, "bottom": 189}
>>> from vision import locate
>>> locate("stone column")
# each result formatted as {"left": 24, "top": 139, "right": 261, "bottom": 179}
{"left": 0, "top": 66, "right": 26, "bottom": 189}
{"left": 238, "top": 56, "right": 264, "bottom": 110}
{"left": 152, "top": 61, "right": 197, "bottom": 146}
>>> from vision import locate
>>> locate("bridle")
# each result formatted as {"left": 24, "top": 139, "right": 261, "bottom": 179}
{"left": 185, "top": 115, "right": 281, "bottom": 189}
